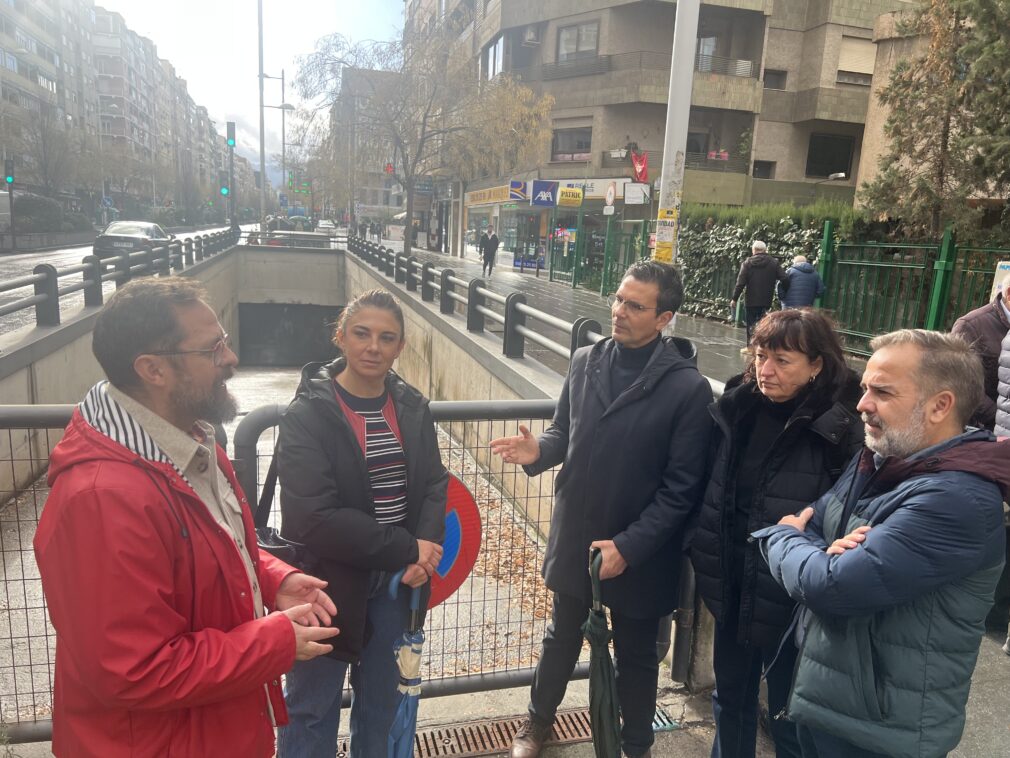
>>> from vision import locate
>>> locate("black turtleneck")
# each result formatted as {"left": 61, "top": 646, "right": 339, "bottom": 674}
{"left": 610, "top": 336, "right": 659, "bottom": 401}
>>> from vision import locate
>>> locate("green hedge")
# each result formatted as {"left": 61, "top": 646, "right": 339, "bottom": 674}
{"left": 676, "top": 203, "right": 850, "bottom": 320}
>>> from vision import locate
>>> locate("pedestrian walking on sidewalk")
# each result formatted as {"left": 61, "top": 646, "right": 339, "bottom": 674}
{"left": 755, "top": 329, "right": 1008, "bottom": 758}
{"left": 34, "top": 278, "right": 339, "bottom": 758}
{"left": 777, "top": 255, "right": 825, "bottom": 309}
{"left": 691, "top": 309, "right": 863, "bottom": 758}
{"left": 276, "top": 289, "right": 448, "bottom": 758}
{"left": 482, "top": 227, "right": 500, "bottom": 278}
{"left": 730, "top": 241, "right": 790, "bottom": 346}
{"left": 490, "top": 260, "right": 712, "bottom": 758}
{"left": 478, "top": 228, "right": 489, "bottom": 261}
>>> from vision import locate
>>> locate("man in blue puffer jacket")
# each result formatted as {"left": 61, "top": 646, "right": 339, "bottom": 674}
{"left": 755, "top": 329, "right": 1009, "bottom": 758}
{"left": 777, "top": 255, "right": 825, "bottom": 308}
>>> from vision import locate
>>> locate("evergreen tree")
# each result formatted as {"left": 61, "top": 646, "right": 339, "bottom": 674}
{"left": 859, "top": 0, "right": 982, "bottom": 238}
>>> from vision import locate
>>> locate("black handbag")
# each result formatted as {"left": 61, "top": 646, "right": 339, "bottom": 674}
{"left": 254, "top": 450, "right": 317, "bottom": 572}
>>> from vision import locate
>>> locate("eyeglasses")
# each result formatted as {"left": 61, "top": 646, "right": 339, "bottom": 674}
{"left": 607, "top": 294, "right": 659, "bottom": 313}
{"left": 148, "top": 333, "right": 232, "bottom": 366}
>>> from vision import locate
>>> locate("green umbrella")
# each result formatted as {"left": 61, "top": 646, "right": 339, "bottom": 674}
{"left": 582, "top": 548, "right": 622, "bottom": 758}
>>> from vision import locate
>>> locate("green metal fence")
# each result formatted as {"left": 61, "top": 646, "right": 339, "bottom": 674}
{"left": 818, "top": 223, "right": 1010, "bottom": 354}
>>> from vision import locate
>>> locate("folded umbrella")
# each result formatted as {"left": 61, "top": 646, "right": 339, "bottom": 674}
{"left": 388, "top": 572, "right": 425, "bottom": 758}
{"left": 583, "top": 548, "right": 622, "bottom": 758}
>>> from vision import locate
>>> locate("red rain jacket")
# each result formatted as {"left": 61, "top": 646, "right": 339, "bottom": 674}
{"left": 34, "top": 410, "right": 297, "bottom": 757}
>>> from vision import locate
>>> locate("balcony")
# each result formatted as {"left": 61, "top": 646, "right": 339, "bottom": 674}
{"left": 792, "top": 86, "right": 870, "bottom": 124}
{"left": 601, "top": 150, "right": 748, "bottom": 175}
{"left": 513, "top": 50, "right": 760, "bottom": 112}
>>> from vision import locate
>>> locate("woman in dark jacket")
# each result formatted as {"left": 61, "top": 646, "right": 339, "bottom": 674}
{"left": 691, "top": 308, "right": 864, "bottom": 758}
{"left": 276, "top": 289, "right": 447, "bottom": 758}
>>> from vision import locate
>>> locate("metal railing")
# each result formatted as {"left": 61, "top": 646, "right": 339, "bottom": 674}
{"left": 0, "top": 228, "right": 240, "bottom": 329}
{"left": 509, "top": 49, "right": 757, "bottom": 83}
{"left": 346, "top": 235, "right": 605, "bottom": 360}
{"left": 694, "top": 52, "right": 759, "bottom": 78}
{"left": 0, "top": 399, "right": 698, "bottom": 741}
{"left": 684, "top": 151, "right": 749, "bottom": 174}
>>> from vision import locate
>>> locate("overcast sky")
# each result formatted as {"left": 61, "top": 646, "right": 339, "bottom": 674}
{"left": 95, "top": 0, "right": 403, "bottom": 181}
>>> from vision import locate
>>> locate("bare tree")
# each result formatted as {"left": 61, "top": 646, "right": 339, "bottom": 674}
{"left": 17, "top": 103, "right": 76, "bottom": 199}
{"left": 298, "top": 24, "right": 552, "bottom": 244}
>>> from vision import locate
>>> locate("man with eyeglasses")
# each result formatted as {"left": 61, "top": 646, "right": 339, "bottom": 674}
{"left": 491, "top": 260, "right": 712, "bottom": 758}
{"left": 34, "top": 277, "right": 339, "bottom": 758}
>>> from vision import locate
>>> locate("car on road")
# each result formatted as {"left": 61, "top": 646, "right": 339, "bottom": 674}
{"left": 93, "top": 221, "right": 174, "bottom": 258}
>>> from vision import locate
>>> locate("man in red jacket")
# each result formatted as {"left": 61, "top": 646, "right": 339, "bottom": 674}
{"left": 34, "top": 277, "right": 339, "bottom": 758}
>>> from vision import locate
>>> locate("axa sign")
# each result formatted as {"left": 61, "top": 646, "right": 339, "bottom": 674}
{"left": 531, "top": 179, "right": 558, "bottom": 207}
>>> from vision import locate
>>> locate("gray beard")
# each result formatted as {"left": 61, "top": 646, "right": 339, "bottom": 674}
{"left": 864, "top": 402, "right": 928, "bottom": 459}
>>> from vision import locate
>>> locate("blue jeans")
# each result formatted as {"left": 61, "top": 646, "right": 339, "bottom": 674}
{"left": 711, "top": 620, "right": 801, "bottom": 758}
{"left": 277, "top": 576, "right": 411, "bottom": 758}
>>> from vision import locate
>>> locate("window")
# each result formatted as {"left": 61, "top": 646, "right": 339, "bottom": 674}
{"left": 482, "top": 34, "right": 504, "bottom": 80}
{"left": 551, "top": 127, "right": 592, "bottom": 161}
{"left": 837, "top": 71, "right": 871, "bottom": 86}
{"left": 763, "top": 69, "right": 787, "bottom": 90}
{"left": 558, "top": 22, "right": 598, "bottom": 62}
{"left": 805, "top": 134, "right": 854, "bottom": 178}
{"left": 686, "top": 131, "right": 709, "bottom": 155}
{"left": 752, "top": 160, "right": 776, "bottom": 179}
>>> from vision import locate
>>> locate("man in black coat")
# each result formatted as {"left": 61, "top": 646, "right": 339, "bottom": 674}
{"left": 478, "top": 228, "right": 489, "bottom": 261}
{"left": 730, "top": 240, "right": 790, "bottom": 345}
{"left": 482, "top": 227, "right": 500, "bottom": 277}
{"left": 491, "top": 261, "right": 713, "bottom": 758}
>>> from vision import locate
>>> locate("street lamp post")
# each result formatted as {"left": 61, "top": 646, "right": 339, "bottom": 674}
{"left": 263, "top": 71, "right": 287, "bottom": 183}
{"left": 257, "top": 0, "right": 266, "bottom": 231}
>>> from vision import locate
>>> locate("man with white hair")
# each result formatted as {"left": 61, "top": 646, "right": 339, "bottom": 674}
{"left": 730, "top": 240, "right": 790, "bottom": 345}
{"left": 778, "top": 254, "right": 826, "bottom": 309}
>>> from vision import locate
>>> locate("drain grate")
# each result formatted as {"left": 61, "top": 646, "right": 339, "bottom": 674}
{"left": 335, "top": 706, "right": 679, "bottom": 757}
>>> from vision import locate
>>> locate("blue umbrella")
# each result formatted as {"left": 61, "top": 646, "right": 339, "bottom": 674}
{"left": 388, "top": 572, "right": 425, "bottom": 758}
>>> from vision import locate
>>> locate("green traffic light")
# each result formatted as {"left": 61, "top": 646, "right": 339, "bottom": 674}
{"left": 3, "top": 175, "right": 12, "bottom": 184}
{"left": 220, "top": 187, "right": 230, "bottom": 196}
{"left": 227, "top": 139, "right": 236, "bottom": 147}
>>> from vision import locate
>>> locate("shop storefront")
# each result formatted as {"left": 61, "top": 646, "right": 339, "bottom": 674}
{"left": 463, "top": 184, "right": 509, "bottom": 250}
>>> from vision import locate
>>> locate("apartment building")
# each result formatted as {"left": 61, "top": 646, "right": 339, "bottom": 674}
{"left": 331, "top": 67, "right": 405, "bottom": 222}
{"left": 408, "top": 0, "right": 913, "bottom": 252}
{"left": 1, "top": 0, "right": 231, "bottom": 222}
{"left": 0, "top": 0, "right": 98, "bottom": 196}
{"left": 93, "top": 6, "right": 158, "bottom": 201}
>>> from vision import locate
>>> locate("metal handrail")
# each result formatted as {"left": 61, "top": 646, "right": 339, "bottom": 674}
{"left": 0, "top": 273, "right": 45, "bottom": 294}
{"left": 345, "top": 235, "right": 606, "bottom": 363}
{"left": 0, "top": 228, "right": 240, "bottom": 330}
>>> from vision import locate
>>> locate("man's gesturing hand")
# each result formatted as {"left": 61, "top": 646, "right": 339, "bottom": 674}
{"left": 416, "top": 539, "right": 443, "bottom": 577}
{"left": 275, "top": 573, "right": 337, "bottom": 626}
{"left": 278, "top": 604, "right": 341, "bottom": 661}
{"left": 589, "top": 540, "right": 628, "bottom": 580}
{"left": 826, "top": 525, "right": 872, "bottom": 556}
{"left": 778, "top": 507, "right": 814, "bottom": 532}
{"left": 490, "top": 425, "right": 541, "bottom": 466}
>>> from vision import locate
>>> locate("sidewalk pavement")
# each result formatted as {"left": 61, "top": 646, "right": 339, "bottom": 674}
{"left": 377, "top": 239, "right": 754, "bottom": 384}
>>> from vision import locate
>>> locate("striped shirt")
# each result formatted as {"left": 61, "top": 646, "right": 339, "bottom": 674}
{"left": 334, "top": 383, "right": 408, "bottom": 525}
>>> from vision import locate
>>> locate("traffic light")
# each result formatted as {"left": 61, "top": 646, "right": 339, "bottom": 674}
{"left": 226, "top": 122, "right": 236, "bottom": 148}
{"left": 219, "top": 171, "right": 230, "bottom": 197}
{"left": 3, "top": 159, "right": 12, "bottom": 186}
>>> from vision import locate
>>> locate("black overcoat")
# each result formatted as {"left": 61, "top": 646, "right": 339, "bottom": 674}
{"left": 524, "top": 336, "right": 713, "bottom": 618}
{"left": 278, "top": 359, "right": 448, "bottom": 662}
{"left": 690, "top": 372, "right": 864, "bottom": 647}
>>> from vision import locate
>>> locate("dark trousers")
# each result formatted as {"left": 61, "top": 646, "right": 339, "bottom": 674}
{"left": 528, "top": 591, "right": 660, "bottom": 758}
{"left": 797, "top": 725, "right": 905, "bottom": 758}
{"left": 744, "top": 306, "right": 770, "bottom": 344}
{"left": 711, "top": 621, "right": 801, "bottom": 758}
{"left": 482, "top": 252, "right": 496, "bottom": 277}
